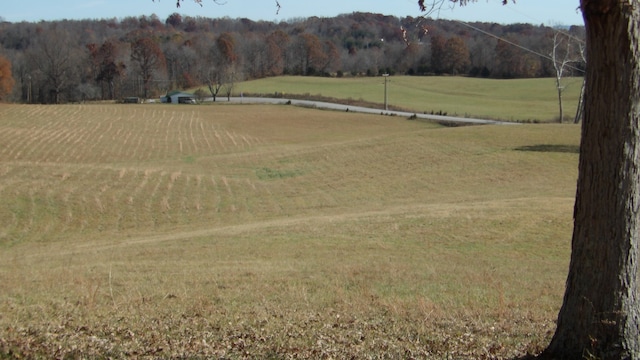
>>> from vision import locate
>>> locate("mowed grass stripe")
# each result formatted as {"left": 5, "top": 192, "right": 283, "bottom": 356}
{"left": 0, "top": 104, "right": 578, "bottom": 243}
{"left": 0, "top": 107, "right": 58, "bottom": 160}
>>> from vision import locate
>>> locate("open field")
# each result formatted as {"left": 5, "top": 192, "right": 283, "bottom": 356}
{"left": 235, "top": 76, "right": 583, "bottom": 122}
{"left": 0, "top": 102, "right": 579, "bottom": 358}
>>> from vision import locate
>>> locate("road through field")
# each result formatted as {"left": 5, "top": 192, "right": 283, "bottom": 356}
{"left": 214, "top": 97, "right": 513, "bottom": 125}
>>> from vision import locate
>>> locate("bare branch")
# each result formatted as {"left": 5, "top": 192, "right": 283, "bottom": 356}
{"left": 418, "top": 0, "right": 513, "bottom": 13}
{"left": 154, "top": 0, "right": 227, "bottom": 8}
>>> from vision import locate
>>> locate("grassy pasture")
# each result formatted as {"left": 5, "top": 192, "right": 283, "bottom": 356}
{"left": 235, "top": 76, "right": 583, "bottom": 122}
{"left": 0, "top": 103, "right": 579, "bottom": 358}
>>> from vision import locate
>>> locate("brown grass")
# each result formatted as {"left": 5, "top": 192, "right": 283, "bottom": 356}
{"left": 0, "top": 103, "right": 579, "bottom": 358}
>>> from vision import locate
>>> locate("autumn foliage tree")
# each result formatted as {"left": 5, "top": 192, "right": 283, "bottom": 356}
{"left": 216, "top": 32, "right": 238, "bottom": 67}
{"left": 443, "top": 36, "right": 470, "bottom": 75}
{"left": 264, "top": 30, "right": 289, "bottom": 76}
{"left": 165, "top": 12, "right": 183, "bottom": 28}
{"left": 0, "top": 55, "right": 15, "bottom": 101}
{"left": 87, "top": 40, "right": 126, "bottom": 100}
{"left": 494, "top": 37, "right": 540, "bottom": 78}
{"left": 293, "top": 33, "right": 327, "bottom": 75}
{"left": 320, "top": 40, "right": 341, "bottom": 75}
{"left": 429, "top": 33, "right": 447, "bottom": 74}
{"left": 130, "top": 37, "right": 166, "bottom": 99}
{"left": 216, "top": 32, "right": 238, "bottom": 101}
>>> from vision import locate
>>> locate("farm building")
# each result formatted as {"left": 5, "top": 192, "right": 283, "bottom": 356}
{"left": 161, "top": 91, "right": 196, "bottom": 104}
{"left": 122, "top": 97, "right": 141, "bottom": 104}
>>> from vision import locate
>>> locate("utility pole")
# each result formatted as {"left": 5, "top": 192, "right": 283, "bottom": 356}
{"left": 26, "top": 74, "right": 31, "bottom": 103}
{"left": 382, "top": 73, "right": 389, "bottom": 111}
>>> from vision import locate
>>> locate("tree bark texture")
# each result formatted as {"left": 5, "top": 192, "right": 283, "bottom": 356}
{"left": 544, "top": 0, "right": 640, "bottom": 358}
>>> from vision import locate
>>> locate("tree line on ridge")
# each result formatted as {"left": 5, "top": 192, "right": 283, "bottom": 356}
{"left": 0, "top": 12, "right": 584, "bottom": 103}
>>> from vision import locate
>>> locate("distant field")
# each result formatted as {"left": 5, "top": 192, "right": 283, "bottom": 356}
{"left": 235, "top": 76, "right": 583, "bottom": 122}
{"left": 0, "top": 103, "right": 579, "bottom": 358}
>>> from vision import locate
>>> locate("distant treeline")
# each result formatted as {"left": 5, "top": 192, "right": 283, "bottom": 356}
{"left": 0, "top": 12, "right": 585, "bottom": 103}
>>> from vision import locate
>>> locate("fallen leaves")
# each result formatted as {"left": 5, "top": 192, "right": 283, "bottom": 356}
{"left": 1, "top": 304, "right": 551, "bottom": 359}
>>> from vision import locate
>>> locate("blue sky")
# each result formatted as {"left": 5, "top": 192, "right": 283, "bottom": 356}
{"left": 2, "top": 0, "right": 583, "bottom": 26}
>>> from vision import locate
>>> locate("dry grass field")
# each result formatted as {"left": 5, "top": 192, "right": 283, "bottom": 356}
{"left": 0, "top": 102, "right": 579, "bottom": 358}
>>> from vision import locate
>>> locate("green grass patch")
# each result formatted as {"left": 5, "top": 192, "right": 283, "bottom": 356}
{"left": 182, "top": 155, "right": 196, "bottom": 163}
{"left": 234, "top": 75, "right": 583, "bottom": 122}
{"left": 255, "top": 167, "right": 304, "bottom": 180}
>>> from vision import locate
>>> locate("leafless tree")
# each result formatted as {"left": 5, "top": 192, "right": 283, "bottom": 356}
{"left": 28, "top": 26, "right": 77, "bottom": 103}
{"left": 550, "top": 31, "right": 579, "bottom": 123}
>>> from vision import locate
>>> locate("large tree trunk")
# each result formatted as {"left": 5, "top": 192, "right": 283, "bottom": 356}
{"left": 543, "top": 1, "right": 640, "bottom": 358}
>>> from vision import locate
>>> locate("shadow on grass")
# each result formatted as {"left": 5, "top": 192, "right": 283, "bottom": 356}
{"left": 515, "top": 144, "right": 579, "bottom": 154}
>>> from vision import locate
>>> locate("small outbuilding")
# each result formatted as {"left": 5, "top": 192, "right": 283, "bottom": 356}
{"left": 122, "top": 97, "right": 141, "bottom": 104}
{"left": 161, "top": 90, "right": 196, "bottom": 104}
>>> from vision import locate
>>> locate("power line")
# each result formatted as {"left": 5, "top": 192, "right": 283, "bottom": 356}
{"left": 502, "top": 4, "right": 585, "bottom": 45}
{"left": 451, "top": 19, "right": 585, "bottom": 75}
